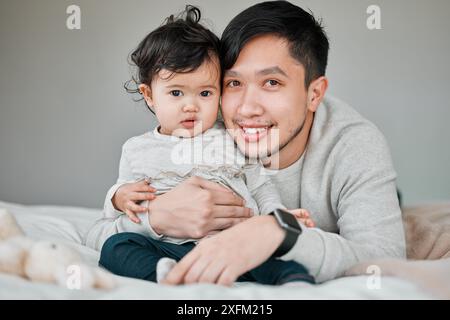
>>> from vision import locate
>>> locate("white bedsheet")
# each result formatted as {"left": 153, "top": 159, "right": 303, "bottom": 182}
{"left": 0, "top": 200, "right": 435, "bottom": 300}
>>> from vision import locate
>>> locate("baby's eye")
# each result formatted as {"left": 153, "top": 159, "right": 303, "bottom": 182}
{"left": 170, "top": 90, "right": 183, "bottom": 97}
{"left": 200, "top": 90, "right": 212, "bottom": 97}
{"left": 226, "top": 80, "right": 241, "bottom": 88}
{"left": 264, "top": 79, "right": 280, "bottom": 87}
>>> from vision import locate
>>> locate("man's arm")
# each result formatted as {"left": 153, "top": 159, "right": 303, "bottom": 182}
{"left": 244, "top": 164, "right": 286, "bottom": 214}
{"left": 281, "top": 125, "right": 406, "bottom": 283}
{"left": 164, "top": 125, "right": 406, "bottom": 285}
{"left": 164, "top": 172, "right": 405, "bottom": 285}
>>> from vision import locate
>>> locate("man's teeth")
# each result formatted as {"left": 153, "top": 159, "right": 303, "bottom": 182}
{"left": 242, "top": 127, "right": 268, "bottom": 134}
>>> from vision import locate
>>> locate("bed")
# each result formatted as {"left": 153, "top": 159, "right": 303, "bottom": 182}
{"left": 0, "top": 199, "right": 448, "bottom": 300}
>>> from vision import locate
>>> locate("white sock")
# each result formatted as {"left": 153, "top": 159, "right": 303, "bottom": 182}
{"left": 156, "top": 257, "right": 177, "bottom": 283}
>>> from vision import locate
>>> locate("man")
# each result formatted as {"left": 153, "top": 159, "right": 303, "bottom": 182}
{"left": 86, "top": 1, "right": 405, "bottom": 284}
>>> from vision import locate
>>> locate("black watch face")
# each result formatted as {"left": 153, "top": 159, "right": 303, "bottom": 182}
{"left": 275, "top": 208, "right": 302, "bottom": 234}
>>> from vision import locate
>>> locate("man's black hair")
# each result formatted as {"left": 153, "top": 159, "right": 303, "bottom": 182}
{"left": 221, "top": 1, "right": 329, "bottom": 88}
{"left": 125, "top": 5, "right": 220, "bottom": 111}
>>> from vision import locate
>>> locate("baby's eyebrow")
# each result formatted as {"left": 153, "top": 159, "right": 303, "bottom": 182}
{"left": 200, "top": 85, "right": 219, "bottom": 90}
{"left": 165, "top": 84, "right": 218, "bottom": 90}
{"left": 166, "top": 84, "right": 186, "bottom": 89}
{"left": 165, "top": 84, "right": 187, "bottom": 89}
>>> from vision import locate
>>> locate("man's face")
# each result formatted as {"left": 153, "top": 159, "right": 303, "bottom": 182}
{"left": 221, "top": 34, "right": 309, "bottom": 162}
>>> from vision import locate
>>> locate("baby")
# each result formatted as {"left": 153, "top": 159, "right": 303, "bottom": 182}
{"left": 99, "top": 6, "right": 315, "bottom": 286}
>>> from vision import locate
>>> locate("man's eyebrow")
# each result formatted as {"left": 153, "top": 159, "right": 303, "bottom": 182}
{"left": 224, "top": 70, "right": 240, "bottom": 78}
{"left": 256, "top": 66, "right": 288, "bottom": 77}
{"left": 224, "top": 67, "right": 288, "bottom": 78}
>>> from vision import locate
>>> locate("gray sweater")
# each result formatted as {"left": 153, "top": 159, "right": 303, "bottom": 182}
{"left": 86, "top": 121, "right": 284, "bottom": 246}
{"left": 275, "top": 96, "right": 405, "bottom": 282}
{"left": 85, "top": 95, "right": 406, "bottom": 283}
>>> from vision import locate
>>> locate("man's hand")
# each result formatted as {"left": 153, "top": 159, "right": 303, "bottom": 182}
{"left": 112, "top": 180, "right": 156, "bottom": 223}
{"left": 162, "top": 215, "right": 284, "bottom": 286}
{"left": 148, "top": 176, "right": 253, "bottom": 239}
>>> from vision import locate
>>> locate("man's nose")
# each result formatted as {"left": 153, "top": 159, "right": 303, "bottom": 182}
{"left": 238, "top": 86, "right": 264, "bottom": 118}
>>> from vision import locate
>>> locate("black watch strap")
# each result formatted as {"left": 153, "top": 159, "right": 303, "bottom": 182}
{"left": 270, "top": 209, "right": 302, "bottom": 258}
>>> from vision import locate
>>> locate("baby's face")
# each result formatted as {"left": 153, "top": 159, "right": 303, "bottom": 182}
{"left": 148, "top": 58, "right": 220, "bottom": 137}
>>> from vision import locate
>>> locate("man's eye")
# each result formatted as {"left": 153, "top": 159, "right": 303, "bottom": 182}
{"left": 200, "top": 90, "right": 212, "bottom": 97}
{"left": 265, "top": 79, "right": 280, "bottom": 87}
{"left": 170, "top": 90, "right": 183, "bottom": 97}
{"left": 227, "top": 80, "right": 241, "bottom": 88}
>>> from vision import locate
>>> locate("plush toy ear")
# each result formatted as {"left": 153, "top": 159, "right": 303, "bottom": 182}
{"left": 0, "top": 209, "right": 24, "bottom": 240}
{"left": 0, "top": 242, "right": 28, "bottom": 277}
{"left": 93, "top": 267, "right": 116, "bottom": 290}
{"left": 54, "top": 264, "right": 116, "bottom": 290}
{"left": 55, "top": 264, "right": 96, "bottom": 289}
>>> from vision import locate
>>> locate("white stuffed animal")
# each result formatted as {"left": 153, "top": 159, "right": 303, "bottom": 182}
{"left": 0, "top": 208, "right": 116, "bottom": 290}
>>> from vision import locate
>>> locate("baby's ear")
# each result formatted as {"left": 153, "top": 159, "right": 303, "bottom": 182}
{"left": 139, "top": 84, "right": 154, "bottom": 106}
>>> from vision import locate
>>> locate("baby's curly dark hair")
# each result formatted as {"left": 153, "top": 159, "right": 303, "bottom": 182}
{"left": 124, "top": 5, "right": 221, "bottom": 112}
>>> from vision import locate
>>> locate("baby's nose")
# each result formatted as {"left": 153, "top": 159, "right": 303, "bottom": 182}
{"left": 182, "top": 103, "right": 199, "bottom": 113}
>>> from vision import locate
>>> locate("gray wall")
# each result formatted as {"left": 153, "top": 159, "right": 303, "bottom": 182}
{"left": 1, "top": 0, "right": 449, "bottom": 209}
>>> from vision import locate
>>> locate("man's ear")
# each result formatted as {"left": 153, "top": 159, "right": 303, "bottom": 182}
{"left": 139, "top": 84, "right": 154, "bottom": 108}
{"left": 306, "top": 76, "right": 328, "bottom": 113}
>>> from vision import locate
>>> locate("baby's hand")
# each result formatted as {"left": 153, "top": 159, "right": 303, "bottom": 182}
{"left": 112, "top": 179, "right": 156, "bottom": 224}
{"left": 288, "top": 208, "right": 315, "bottom": 228}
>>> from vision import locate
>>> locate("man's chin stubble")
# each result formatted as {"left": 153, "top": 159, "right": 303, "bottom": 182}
{"left": 238, "top": 120, "right": 305, "bottom": 164}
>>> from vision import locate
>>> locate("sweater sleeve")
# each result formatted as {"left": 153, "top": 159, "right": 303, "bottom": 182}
{"left": 280, "top": 125, "right": 406, "bottom": 283}
{"left": 84, "top": 143, "right": 162, "bottom": 251}
{"left": 244, "top": 164, "right": 286, "bottom": 215}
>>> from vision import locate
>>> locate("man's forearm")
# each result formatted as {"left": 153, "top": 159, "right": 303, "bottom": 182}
{"left": 280, "top": 226, "right": 406, "bottom": 283}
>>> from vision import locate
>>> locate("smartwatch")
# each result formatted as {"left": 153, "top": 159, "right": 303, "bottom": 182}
{"left": 269, "top": 208, "right": 302, "bottom": 258}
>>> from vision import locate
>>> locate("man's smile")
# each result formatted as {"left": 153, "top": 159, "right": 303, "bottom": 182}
{"left": 235, "top": 122, "right": 274, "bottom": 143}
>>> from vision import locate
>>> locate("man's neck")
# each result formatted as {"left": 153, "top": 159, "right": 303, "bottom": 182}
{"left": 265, "top": 110, "right": 314, "bottom": 170}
